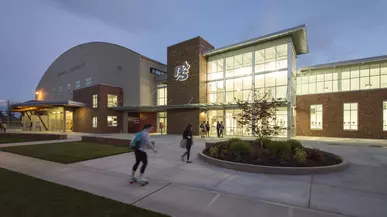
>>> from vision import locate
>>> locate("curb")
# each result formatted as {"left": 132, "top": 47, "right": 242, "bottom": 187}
{"left": 198, "top": 151, "right": 349, "bottom": 175}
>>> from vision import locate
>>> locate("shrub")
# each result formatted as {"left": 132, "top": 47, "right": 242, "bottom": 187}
{"left": 229, "top": 140, "right": 252, "bottom": 157}
{"left": 287, "top": 139, "right": 303, "bottom": 151}
{"left": 309, "top": 148, "right": 324, "bottom": 162}
{"left": 266, "top": 141, "right": 291, "bottom": 159}
{"left": 209, "top": 147, "right": 218, "bottom": 158}
{"left": 294, "top": 148, "right": 307, "bottom": 164}
{"left": 219, "top": 148, "right": 228, "bottom": 158}
{"left": 228, "top": 138, "right": 242, "bottom": 144}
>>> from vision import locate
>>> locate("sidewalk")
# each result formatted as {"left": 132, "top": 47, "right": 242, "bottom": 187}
{"left": 0, "top": 151, "right": 346, "bottom": 217}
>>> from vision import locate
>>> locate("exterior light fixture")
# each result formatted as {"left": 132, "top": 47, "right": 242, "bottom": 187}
{"left": 35, "top": 91, "right": 40, "bottom": 95}
{"left": 365, "top": 84, "right": 372, "bottom": 88}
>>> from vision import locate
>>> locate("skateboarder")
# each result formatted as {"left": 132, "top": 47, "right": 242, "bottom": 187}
{"left": 130, "top": 124, "right": 157, "bottom": 184}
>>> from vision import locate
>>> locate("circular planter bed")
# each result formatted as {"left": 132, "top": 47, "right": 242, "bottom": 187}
{"left": 200, "top": 139, "right": 348, "bottom": 175}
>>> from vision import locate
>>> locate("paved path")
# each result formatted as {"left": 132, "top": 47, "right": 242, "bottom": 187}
{"left": 1, "top": 134, "right": 387, "bottom": 217}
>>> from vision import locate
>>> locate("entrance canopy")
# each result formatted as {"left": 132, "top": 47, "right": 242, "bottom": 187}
{"left": 114, "top": 101, "right": 289, "bottom": 112}
{"left": 11, "top": 100, "right": 86, "bottom": 112}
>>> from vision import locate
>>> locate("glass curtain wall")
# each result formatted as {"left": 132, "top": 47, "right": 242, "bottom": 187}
{"left": 297, "top": 62, "right": 387, "bottom": 95}
{"left": 206, "top": 42, "right": 291, "bottom": 136}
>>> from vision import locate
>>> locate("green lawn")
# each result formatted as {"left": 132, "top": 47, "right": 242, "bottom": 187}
{"left": 0, "top": 168, "right": 168, "bottom": 217}
{"left": 0, "top": 141, "right": 130, "bottom": 164}
{"left": 0, "top": 137, "right": 32, "bottom": 144}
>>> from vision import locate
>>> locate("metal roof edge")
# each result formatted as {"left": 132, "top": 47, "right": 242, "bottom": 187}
{"left": 300, "top": 54, "right": 387, "bottom": 71}
{"left": 203, "top": 24, "right": 308, "bottom": 56}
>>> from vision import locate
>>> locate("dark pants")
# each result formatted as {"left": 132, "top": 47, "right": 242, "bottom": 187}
{"left": 132, "top": 150, "right": 148, "bottom": 174}
{"left": 219, "top": 129, "right": 223, "bottom": 138}
{"left": 182, "top": 144, "right": 192, "bottom": 161}
{"left": 217, "top": 128, "right": 220, "bottom": 137}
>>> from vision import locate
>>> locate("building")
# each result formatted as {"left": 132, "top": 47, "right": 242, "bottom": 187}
{"left": 10, "top": 24, "right": 387, "bottom": 139}
{"left": 296, "top": 56, "right": 387, "bottom": 139}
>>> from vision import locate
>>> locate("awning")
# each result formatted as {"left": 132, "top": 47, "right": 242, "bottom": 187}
{"left": 11, "top": 100, "right": 86, "bottom": 112}
{"left": 114, "top": 101, "right": 289, "bottom": 112}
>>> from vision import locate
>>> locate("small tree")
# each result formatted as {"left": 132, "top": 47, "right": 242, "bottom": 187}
{"left": 235, "top": 92, "right": 285, "bottom": 148}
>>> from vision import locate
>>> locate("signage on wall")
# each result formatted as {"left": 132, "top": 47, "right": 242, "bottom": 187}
{"left": 174, "top": 61, "right": 190, "bottom": 81}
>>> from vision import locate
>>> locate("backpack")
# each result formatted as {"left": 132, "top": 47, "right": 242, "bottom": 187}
{"left": 130, "top": 132, "right": 142, "bottom": 150}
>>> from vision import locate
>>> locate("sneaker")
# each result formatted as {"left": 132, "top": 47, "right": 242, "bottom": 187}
{"left": 186, "top": 160, "right": 192, "bottom": 163}
{"left": 137, "top": 177, "right": 148, "bottom": 183}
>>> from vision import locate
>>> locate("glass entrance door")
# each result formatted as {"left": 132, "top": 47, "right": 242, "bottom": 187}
{"left": 208, "top": 110, "right": 223, "bottom": 136}
{"left": 66, "top": 111, "right": 73, "bottom": 132}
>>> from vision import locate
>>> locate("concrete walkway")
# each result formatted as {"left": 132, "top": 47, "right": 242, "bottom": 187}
{"left": 1, "top": 134, "right": 387, "bottom": 217}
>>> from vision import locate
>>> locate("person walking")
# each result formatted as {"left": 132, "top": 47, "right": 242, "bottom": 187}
{"left": 216, "top": 121, "right": 220, "bottom": 138}
{"left": 2, "top": 122, "right": 7, "bottom": 133}
{"left": 181, "top": 123, "right": 193, "bottom": 163}
{"left": 219, "top": 121, "right": 224, "bottom": 138}
{"left": 206, "top": 121, "right": 210, "bottom": 137}
{"left": 131, "top": 124, "right": 157, "bottom": 183}
{"left": 200, "top": 121, "right": 206, "bottom": 138}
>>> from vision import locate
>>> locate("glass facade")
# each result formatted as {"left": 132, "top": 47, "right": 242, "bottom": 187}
{"left": 207, "top": 44, "right": 289, "bottom": 103}
{"left": 157, "top": 84, "right": 167, "bottom": 105}
{"left": 297, "top": 63, "right": 387, "bottom": 95}
{"left": 205, "top": 41, "right": 293, "bottom": 137}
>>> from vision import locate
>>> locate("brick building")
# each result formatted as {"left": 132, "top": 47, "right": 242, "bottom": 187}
{"left": 10, "top": 25, "right": 387, "bottom": 139}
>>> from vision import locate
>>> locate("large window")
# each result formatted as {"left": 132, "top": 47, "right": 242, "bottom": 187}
{"left": 255, "top": 44, "right": 287, "bottom": 73}
{"left": 206, "top": 45, "right": 289, "bottom": 104}
{"left": 85, "top": 77, "right": 92, "bottom": 86}
{"left": 255, "top": 71, "right": 287, "bottom": 99}
{"left": 208, "top": 81, "right": 224, "bottom": 103}
{"left": 107, "top": 94, "right": 118, "bottom": 108}
{"left": 297, "top": 62, "right": 387, "bottom": 95}
{"left": 157, "top": 84, "right": 167, "bottom": 105}
{"left": 310, "top": 105, "right": 323, "bottom": 130}
{"left": 107, "top": 116, "right": 117, "bottom": 127}
{"left": 92, "top": 117, "right": 97, "bottom": 128}
{"left": 92, "top": 94, "right": 98, "bottom": 108}
{"left": 383, "top": 102, "right": 387, "bottom": 131}
{"left": 343, "top": 103, "right": 358, "bottom": 130}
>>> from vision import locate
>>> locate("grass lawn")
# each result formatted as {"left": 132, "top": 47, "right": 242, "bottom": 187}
{"left": 0, "top": 137, "right": 33, "bottom": 144}
{"left": 0, "top": 168, "right": 168, "bottom": 217}
{"left": 0, "top": 141, "right": 130, "bottom": 164}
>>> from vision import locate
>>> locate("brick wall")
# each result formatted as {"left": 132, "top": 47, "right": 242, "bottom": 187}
{"left": 168, "top": 109, "right": 201, "bottom": 135}
{"left": 166, "top": 37, "right": 214, "bottom": 135}
{"left": 73, "top": 84, "right": 123, "bottom": 133}
{"left": 296, "top": 89, "right": 387, "bottom": 139}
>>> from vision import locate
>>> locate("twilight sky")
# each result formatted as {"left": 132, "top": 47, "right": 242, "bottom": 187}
{"left": 1, "top": 0, "right": 386, "bottom": 102}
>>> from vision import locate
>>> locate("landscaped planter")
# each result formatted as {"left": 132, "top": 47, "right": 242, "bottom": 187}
{"left": 200, "top": 141, "right": 349, "bottom": 175}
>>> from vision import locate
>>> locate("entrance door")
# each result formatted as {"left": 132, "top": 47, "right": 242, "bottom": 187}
{"left": 208, "top": 110, "right": 223, "bottom": 136}
{"left": 65, "top": 111, "right": 73, "bottom": 132}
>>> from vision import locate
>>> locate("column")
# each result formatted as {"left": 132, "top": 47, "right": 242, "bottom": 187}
{"left": 122, "top": 112, "right": 128, "bottom": 133}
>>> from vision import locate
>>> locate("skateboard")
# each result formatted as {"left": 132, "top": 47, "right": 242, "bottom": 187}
{"left": 130, "top": 177, "right": 149, "bottom": 186}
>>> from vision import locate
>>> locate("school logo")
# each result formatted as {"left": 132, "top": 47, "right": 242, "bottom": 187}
{"left": 174, "top": 61, "right": 190, "bottom": 81}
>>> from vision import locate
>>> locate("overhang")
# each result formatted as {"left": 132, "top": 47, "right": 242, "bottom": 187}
{"left": 300, "top": 55, "right": 387, "bottom": 72}
{"left": 203, "top": 25, "right": 308, "bottom": 57}
{"left": 115, "top": 101, "right": 288, "bottom": 112}
{"left": 11, "top": 100, "right": 86, "bottom": 112}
